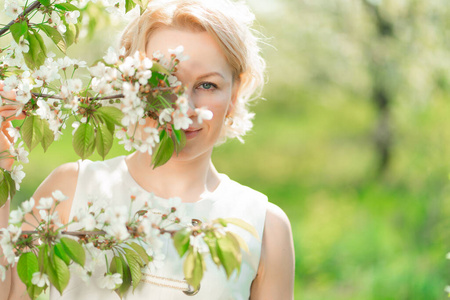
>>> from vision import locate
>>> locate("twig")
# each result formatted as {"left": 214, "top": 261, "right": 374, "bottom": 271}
{"left": 0, "top": 1, "right": 42, "bottom": 36}
{"left": 20, "top": 229, "right": 178, "bottom": 237}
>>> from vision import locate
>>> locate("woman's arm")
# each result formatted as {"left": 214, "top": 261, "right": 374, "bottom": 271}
{"left": 6, "top": 162, "right": 79, "bottom": 300}
{"left": 250, "top": 202, "right": 295, "bottom": 300}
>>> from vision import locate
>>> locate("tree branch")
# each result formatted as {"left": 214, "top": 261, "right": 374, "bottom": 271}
{"left": 0, "top": 1, "right": 42, "bottom": 36}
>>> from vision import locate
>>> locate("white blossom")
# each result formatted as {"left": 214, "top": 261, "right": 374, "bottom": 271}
{"left": 31, "top": 272, "right": 49, "bottom": 288}
{"left": 195, "top": 107, "right": 213, "bottom": 124}
{"left": 0, "top": 265, "right": 6, "bottom": 282}
{"left": 11, "top": 165, "right": 25, "bottom": 190}
{"left": 52, "top": 190, "right": 68, "bottom": 202}
{"left": 168, "top": 45, "right": 189, "bottom": 62}
{"left": 6, "top": 127, "right": 20, "bottom": 143}
{"left": 98, "top": 273, "right": 122, "bottom": 290}
{"left": 9, "top": 208, "right": 23, "bottom": 224}
{"left": 36, "top": 197, "right": 53, "bottom": 210}
{"left": 21, "top": 198, "right": 35, "bottom": 214}
{"left": 172, "top": 110, "right": 192, "bottom": 130}
{"left": 69, "top": 263, "right": 90, "bottom": 282}
{"left": 159, "top": 108, "right": 173, "bottom": 124}
{"left": 9, "top": 141, "right": 29, "bottom": 163}
{"left": 5, "top": 0, "right": 23, "bottom": 18}
{"left": 65, "top": 10, "right": 80, "bottom": 24}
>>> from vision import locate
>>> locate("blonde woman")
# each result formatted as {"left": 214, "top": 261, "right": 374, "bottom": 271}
{"left": 0, "top": 0, "right": 295, "bottom": 299}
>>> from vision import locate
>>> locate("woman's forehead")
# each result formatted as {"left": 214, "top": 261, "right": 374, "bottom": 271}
{"left": 146, "top": 27, "right": 233, "bottom": 79}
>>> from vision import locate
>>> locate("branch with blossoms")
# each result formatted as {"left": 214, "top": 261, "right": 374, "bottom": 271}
{"left": 0, "top": 190, "right": 257, "bottom": 299}
{"left": 0, "top": 0, "right": 214, "bottom": 206}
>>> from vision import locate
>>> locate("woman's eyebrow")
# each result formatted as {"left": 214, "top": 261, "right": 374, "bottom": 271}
{"left": 196, "top": 72, "right": 225, "bottom": 80}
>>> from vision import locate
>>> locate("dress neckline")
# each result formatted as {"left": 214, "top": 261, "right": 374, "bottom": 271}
{"left": 119, "top": 155, "right": 228, "bottom": 204}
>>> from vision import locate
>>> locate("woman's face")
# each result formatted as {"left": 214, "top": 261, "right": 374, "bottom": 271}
{"left": 146, "top": 27, "right": 237, "bottom": 162}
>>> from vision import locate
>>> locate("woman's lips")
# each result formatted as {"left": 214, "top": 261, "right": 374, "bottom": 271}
{"left": 183, "top": 128, "right": 202, "bottom": 139}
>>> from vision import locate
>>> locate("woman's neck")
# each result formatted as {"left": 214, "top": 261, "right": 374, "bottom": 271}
{"left": 125, "top": 151, "right": 221, "bottom": 203}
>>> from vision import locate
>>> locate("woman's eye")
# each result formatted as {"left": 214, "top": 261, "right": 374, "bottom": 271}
{"left": 198, "top": 82, "right": 217, "bottom": 90}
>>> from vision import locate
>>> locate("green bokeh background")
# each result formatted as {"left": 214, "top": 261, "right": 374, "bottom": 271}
{"left": 2, "top": 0, "right": 450, "bottom": 299}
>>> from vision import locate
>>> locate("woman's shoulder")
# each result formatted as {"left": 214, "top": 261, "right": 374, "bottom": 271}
{"left": 219, "top": 174, "right": 268, "bottom": 202}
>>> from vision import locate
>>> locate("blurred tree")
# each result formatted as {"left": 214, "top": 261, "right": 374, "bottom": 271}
{"left": 260, "top": 0, "right": 450, "bottom": 175}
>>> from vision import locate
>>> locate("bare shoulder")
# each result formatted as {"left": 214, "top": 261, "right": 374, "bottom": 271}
{"left": 32, "top": 162, "right": 79, "bottom": 224}
{"left": 265, "top": 202, "right": 292, "bottom": 233}
{"left": 250, "top": 202, "right": 295, "bottom": 300}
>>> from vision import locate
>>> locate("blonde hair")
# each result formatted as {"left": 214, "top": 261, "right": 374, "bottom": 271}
{"left": 120, "top": 0, "right": 266, "bottom": 143}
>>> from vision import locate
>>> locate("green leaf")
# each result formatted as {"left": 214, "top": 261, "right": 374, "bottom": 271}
{"left": 37, "top": 244, "right": 48, "bottom": 273}
{"left": 110, "top": 256, "right": 124, "bottom": 289}
{"left": 183, "top": 248, "right": 204, "bottom": 290}
{"left": 38, "top": 0, "right": 51, "bottom": 6}
{"left": 173, "top": 228, "right": 191, "bottom": 257}
{"left": 64, "top": 23, "right": 77, "bottom": 47}
{"left": 36, "top": 24, "right": 66, "bottom": 54}
{"left": 72, "top": 122, "right": 95, "bottom": 159}
{"left": 23, "top": 31, "right": 47, "bottom": 69}
{"left": 0, "top": 171, "right": 10, "bottom": 207}
{"left": 116, "top": 254, "right": 132, "bottom": 298}
{"left": 27, "top": 284, "right": 44, "bottom": 300}
{"left": 40, "top": 119, "right": 54, "bottom": 152}
{"left": 204, "top": 233, "right": 221, "bottom": 267}
{"left": 227, "top": 231, "right": 249, "bottom": 253}
{"left": 46, "top": 252, "right": 70, "bottom": 295}
{"left": 54, "top": 243, "right": 71, "bottom": 265}
{"left": 21, "top": 115, "right": 44, "bottom": 151}
{"left": 4, "top": 171, "right": 16, "bottom": 203}
{"left": 97, "top": 106, "right": 124, "bottom": 127}
{"left": 17, "top": 252, "right": 39, "bottom": 286}
{"left": 95, "top": 122, "right": 113, "bottom": 160}
{"left": 171, "top": 128, "right": 186, "bottom": 155}
{"left": 125, "top": 252, "right": 142, "bottom": 291}
{"left": 125, "top": 0, "right": 137, "bottom": 12}
{"left": 150, "top": 62, "right": 171, "bottom": 76}
{"left": 9, "top": 22, "right": 28, "bottom": 43}
{"left": 55, "top": 3, "right": 79, "bottom": 11}
{"left": 216, "top": 234, "right": 241, "bottom": 278}
{"left": 152, "top": 130, "right": 174, "bottom": 168}
{"left": 128, "top": 242, "right": 149, "bottom": 264}
{"left": 60, "top": 237, "right": 85, "bottom": 266}
{"left": 219, "top": 218, "right": 259, "bottom": 239}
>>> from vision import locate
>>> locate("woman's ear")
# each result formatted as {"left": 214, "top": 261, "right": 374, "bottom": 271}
{"left": 227, "top": 78, "right": 241, "bottom": 117}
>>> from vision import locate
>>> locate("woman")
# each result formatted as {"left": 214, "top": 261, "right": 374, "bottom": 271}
{"left": 0, "top": 0, "right": 295, "bottom": 299}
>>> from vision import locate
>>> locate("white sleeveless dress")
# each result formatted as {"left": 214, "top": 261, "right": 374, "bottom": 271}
{"left": 49, "top": 156, "right": 268, "bottom": 300}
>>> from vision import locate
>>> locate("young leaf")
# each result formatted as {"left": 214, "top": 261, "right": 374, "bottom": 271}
{"left": 110, "top": 256, "right": 123, "bottom": 277}
{"left": 17, "top": 252, "right": 39, "bottom": 286}
{"left": 64, "top": 23, "right": 77, "bottom": 47}
{"left": 4, "top": 171, "right": 16, "bottom": 202}
{"left": 35, "top": 24, "right": 66, "bottom": 54}
{"left": 152, "top": 131, "right": 174, "bottom": 168}
{"left": 125, "top": 252, "right": 142, "bottom": 291}
{"left": 55, "top": 3, "right": 79, "bottom": 11}
{"left": 38, "top": 0, "right": 51, "bottom": 6}
{"left": 150, "top": 62, "right": 171, "bottom": 76}
{"left": 173, "top": 228, "right": 191, "bottom": 257}
{"left": 171, "top": 128, "right": 186, "bottom": 155}
{"left": 204, "top": 233, "right": 221, "bottom": 267}
{"left": 46, "top": 253, "right": 70, "bottom": 295}
{"left": 21, "top": 115, "right": 44, "bottom": 151}
{"left": 97, "top": 106, "right": 124, "bottom": 127}
{"left": 0, "top": 172, "right": 9, "bottom": 207}
{"left": 227, "top": 231, "right": 249, "bottom": 253}
{"left": 60, "top": 237, "right": 86, "bottom": 266}
{"left": 27, "top": 284, "right": 44, "bottom": 300}
{"left": 72, "top": 122, "right": 95, "bottom": 159}
{"left": 219, "top": 218, "right": 259, "bottom": 239}
{"left": 125, "top": 0, "right": 137, "bottom": 12}
{"left": 128, "top": 242, "right": 150, "bottom": 264}
{"left": 116, "top": 254, "right": 132, "bottom": 298}
{"left": 54, "top": 243, "right": 71, "bottom": 265}
{"left": 9, "top": 22, "right": 28, "bottom": 43}
{"left": 183, "top": 248, "right": 204, "bottom": 290}
{"left": 95, "top": 122, "right": 113, "bottom": 160}
{"left": 40, "top": 119, "right": 54, "bottom": 152}
{"left": 216, "top": 235, "right": 241, "bottom": 278}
